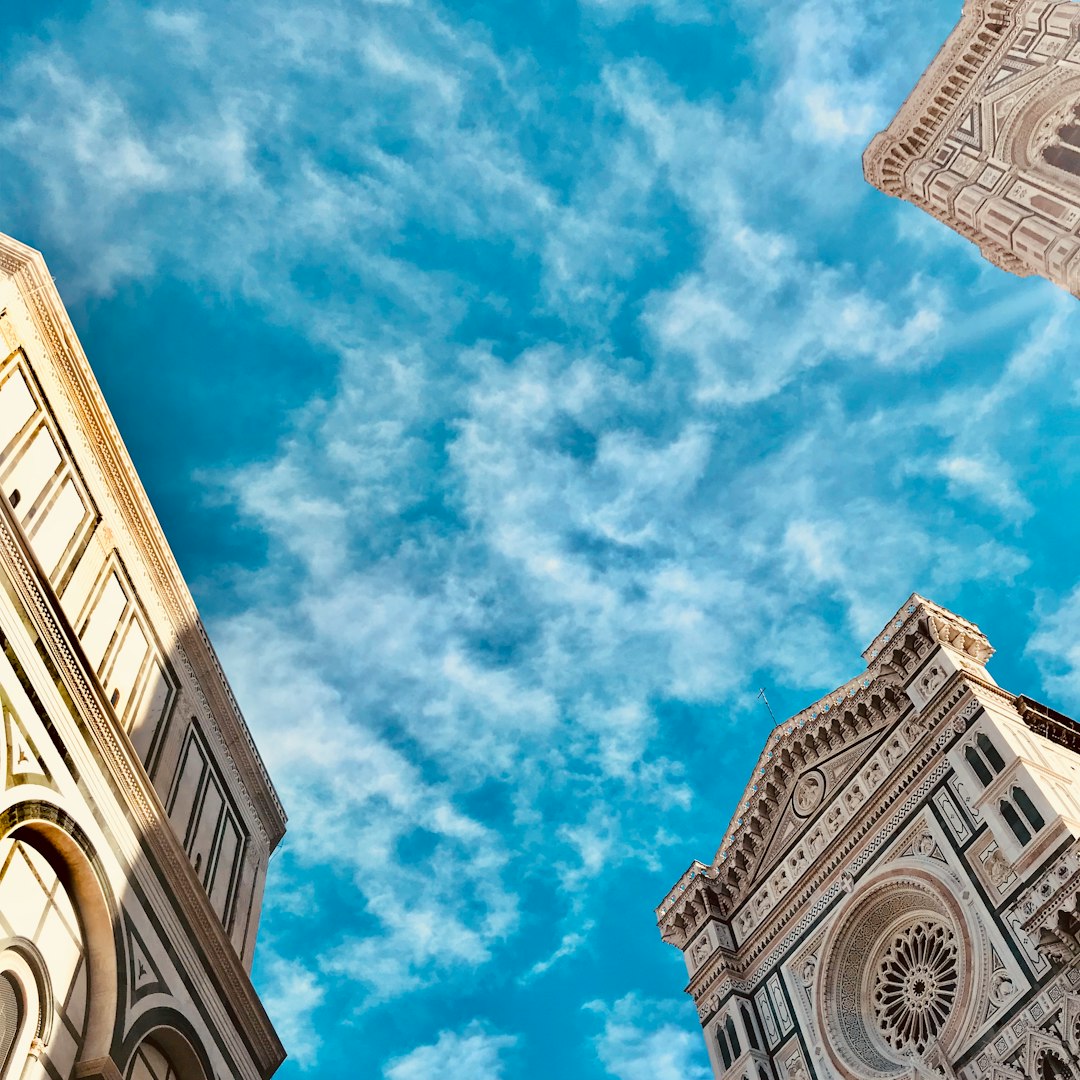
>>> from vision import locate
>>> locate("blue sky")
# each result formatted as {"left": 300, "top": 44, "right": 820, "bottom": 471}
{"left": 4, "top": 0, "right": 1080, "bottom": 1076}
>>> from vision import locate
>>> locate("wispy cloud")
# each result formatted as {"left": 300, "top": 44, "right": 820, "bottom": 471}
{"left": 3, "top": 0, "right": 1077, "bottom": 1076}
{"left": 1029, "top": 587, "right": 1080, "bottom": 703}
{"left": 586, "top": 995, "right": 712, "bottom": 1080}
{"left": 384, "top": 1022, "right": 517, "bottom": 1080}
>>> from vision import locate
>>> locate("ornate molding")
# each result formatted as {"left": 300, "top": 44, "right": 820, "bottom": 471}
{"left": 0, "top": 234, "right": 285, "bottom": 846}
{"left": 0, "top": 451, "right": 284, "bottom": 1073}
{"left": 658, "top": 596, "right": 997, "bottom": 941}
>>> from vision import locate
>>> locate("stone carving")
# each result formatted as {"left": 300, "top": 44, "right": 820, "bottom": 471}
{"left": 872, "top": 920, "right": 959, "bottom": 1054}
{"left": 784, "top": 1049, "right": 807, "bottom": 1078}
{"left": 792, "top": 769, "right": 825, "bottom": 817}
{"left": 691, "top": 932, "right": 713, "bottom": 969}
{"left": 921, "top": 664, "right": 946, "bottom": 699}
{"left": 983, "top": 845, "right": 1015, "bottom": 891}
{"left": 989, "top": 970, "right": 1017, "bottom": 1007}
{"left": 864, "top": 0, "right": 1080, "bottom": 297}
{"left": 916, "top": 830, "right": 937, "bottom": 858}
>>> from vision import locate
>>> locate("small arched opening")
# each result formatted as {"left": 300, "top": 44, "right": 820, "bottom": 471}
{"left": 125, "top": 1021, "right": 212, "bottom": 1080}
{"left": 0, "top": 802, "right": 121, "bottom": 1066}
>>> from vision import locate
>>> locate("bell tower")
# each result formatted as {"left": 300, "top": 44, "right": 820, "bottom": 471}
{"left": 864, "top": 0, "right": 1080, "bottom": 298}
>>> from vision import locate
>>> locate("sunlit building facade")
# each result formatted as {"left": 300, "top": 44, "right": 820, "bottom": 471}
{"left": 0, "top": 232, "right": 285, "bottom": 1079}
{"left": 865, "top": 0, "right": 1080, "bottom": 298}
{"left": 658, "top": 595, "right": 1080, "bottom": 1079}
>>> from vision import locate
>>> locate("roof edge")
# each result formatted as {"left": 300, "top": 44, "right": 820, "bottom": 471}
{"left": 0, "top": 232, "right": 287, "bottom": 847}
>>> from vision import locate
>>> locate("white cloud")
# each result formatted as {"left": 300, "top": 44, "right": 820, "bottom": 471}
{"left": 1029, "top": 586, "right": 1080, "bottom": 704}
{"left": 586, "top": 995, "right": 711, "bottom": 1080}
{"left": 518, "top": 924, "right": 593, "bottom": 983}
{"left": 257, "top": 950, "right": 326, "bottom": 1069}
{"left": 383, "top": 1023, "right": 517, "bottom": 1080}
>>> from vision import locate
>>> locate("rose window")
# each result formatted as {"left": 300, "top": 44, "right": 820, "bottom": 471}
{"left": 819, "top": 879, "right": 971, "bottom": 1075}
{"left": 872, "top": 921, "right": 958, "bottom": 1054}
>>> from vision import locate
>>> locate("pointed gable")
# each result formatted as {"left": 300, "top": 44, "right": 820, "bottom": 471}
{"left": 657, "top": 594, "right": 995, "bottom": 948}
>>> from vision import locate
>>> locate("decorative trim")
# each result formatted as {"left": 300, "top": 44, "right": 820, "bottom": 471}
{"left": 0, "top": 477, "right": 283, "bottom": 1072}
{"left": 0, "top": 233, "right": 285, "bottom": 846}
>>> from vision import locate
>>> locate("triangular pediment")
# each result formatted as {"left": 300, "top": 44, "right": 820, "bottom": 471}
{"left": 753, "top": 729, "right": 884, "bottom": 877}
{"left": 707, "top": 594, "right": 996, "bottom": 910}
{"left": 123, "top": 914, "right": 168, "bottom": 1003}
{"left": 4, "top": 704, "right": 54, "bottom": 791}
{"left": 953, "top": 105, "right": 982, "bottom": 150}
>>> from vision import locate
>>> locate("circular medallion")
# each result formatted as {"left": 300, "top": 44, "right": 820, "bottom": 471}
{"left": 817, "top": 876, "right": 970, "bottom": 1077}
{"left": 792, "top": 769, "right": 826, "bottom": 818}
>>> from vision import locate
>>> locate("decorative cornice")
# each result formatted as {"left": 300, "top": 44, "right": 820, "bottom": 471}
{"left": 0, "top": 233, "right": 285, "bottom": 847}
{"left": 861, "top": 0, "right": 1033, "bottom": 277}
{"left": 656, "top": 595, "right": 1002, "bottom": 960}
{"left": 0, "top": 475, "right": 285, "bottom": 1074}
{"left": 863, "top": 0, "right": 1018, "bottom": 194}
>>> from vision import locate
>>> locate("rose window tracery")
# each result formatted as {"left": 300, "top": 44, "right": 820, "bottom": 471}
{"left": 818, "top": 877, "right": 972, "bottom": 1076}
{"left": 872, "top": 921, "right": 959, "bottom": 1054}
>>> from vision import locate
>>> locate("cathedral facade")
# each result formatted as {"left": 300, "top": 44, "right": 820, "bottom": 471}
{"left": 657, "top": 595, "right": 1080, "bottom": 1079}
{"left": 0, "top": 232, "right": 286, "bottom": 1079}
{"left": 864, "top": 0, "right": 1080, "bottom": 297}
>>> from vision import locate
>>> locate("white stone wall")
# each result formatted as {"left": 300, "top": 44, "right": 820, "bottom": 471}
{"left": 0, "top": 235, "right": 284, "bottom": 1078}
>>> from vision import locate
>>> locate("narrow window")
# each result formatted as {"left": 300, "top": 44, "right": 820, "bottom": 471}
{"left": 1013, "top": 787, "right": 1045, "bottom": 833}
{"left": 759, "top": 1070, "right": 769, "bottom": 1080}
{"left": 977, "top": 733, "right": 1006, "bottom": 774}
{"left": 965, "top": 745, "right": 993, "bottom": 787}
{"left": 716, "top": 1025, "right": 731, "bottom": 1069}
{"left": 1043, "top": 144, "right": 1080, "bottom": 177}
{"left": 726, "top": 1015, "right": 741, "bottom": 1059}
{"left": 1057, "top": 123, "right": 1080, "bottom": 150}
{"left": 741, "top": 1004, "right": 759, "bottom": 1050}
{"left": 1001, "top": 799, "right": 1031, "bottom": 846}
{"left": 0, "top": 971, "right": 23, "bottom": 1073}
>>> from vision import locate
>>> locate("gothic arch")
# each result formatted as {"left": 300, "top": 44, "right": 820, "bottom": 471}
{"left": 0, "top": 799, "right": 123, "bottom": 1063}
{"left": 0, "top": 937, "right": 53, "bottom": 1044}
{"left": 121, "top": 1008, "right": 213, "bottom": 1080}
{"left": 1001, "top": 70, "right": 1080, "bottom": 176}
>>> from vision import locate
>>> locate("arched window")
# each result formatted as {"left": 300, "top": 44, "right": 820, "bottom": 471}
{"left": 1013, "top": 787, "right": 1045, "bottom": 833}
{"left": 965, "top": 745, "right": 993, "bottom": 787}
{"left": 1042, "top": 144, "right": 1080, "bottom": 176}
{"left": 1001, "top": 799, "right": 1031, "bottom": 846}
{"left": 0, "top": 972, "right": 23, "bottom": 1075}
{"left": 716, "top": 1024, "right": 732, "bottom": 1069}
{"left": 976, "top": 733, "right": 1005, "bottom": 774}
{"left": 1057, "top": 122, "right": 1080, "bottom": 149}
{"left": 726, "top": 1015, "right": 741, "bottom": 1059}
{"left": 1039, "top": 1049, "right": 1071, "bottom": 1079}
{"left": 741, "top": 1004, "right": 759, "bottom": 1050}
{"left": 758, "top": 1069, "right": 770, "bottom": 1080}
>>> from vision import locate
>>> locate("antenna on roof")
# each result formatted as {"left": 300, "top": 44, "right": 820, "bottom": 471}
{"left": 757, "top": 688, "right": 777, "bottom": 726}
